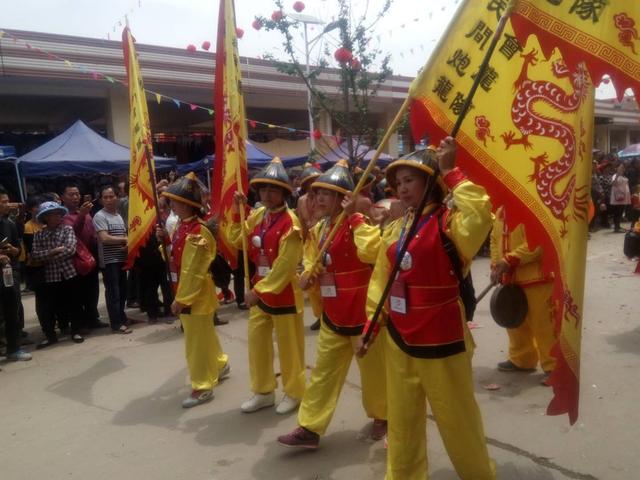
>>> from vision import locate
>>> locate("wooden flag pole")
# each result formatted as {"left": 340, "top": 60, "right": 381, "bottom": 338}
{"left": 235, "top": 168, "right": 252, "bottom": 292}
{"left": 361, "top": 2, "right": 516, "bottom": 346}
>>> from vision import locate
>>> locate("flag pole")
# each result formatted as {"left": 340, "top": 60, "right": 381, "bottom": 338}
{"left": 361, "top": 1, "right": 516, "bottom": 346}
{"left": 234, "top": 167, "right": 251, "bottom": 291}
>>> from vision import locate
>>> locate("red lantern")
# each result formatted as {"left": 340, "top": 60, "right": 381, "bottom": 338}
{"left": 252, "top": 18, "right": 263, "bottom": 30}
{"left": 312, "top": 129, "right": 322, "bottom": 140}
{"left": 334, "top": 47, "right": 353, "bottom": 64}
{"left": 201, "top": 40, "right": 211, "bottom": 51}
{"left": 350, "top": 58, "right": 361, "bottom": 71}
{"left": 293, "top": 1, "right": 305, "bottom": 12}
{"left": 271, "top": 10, "right": 284, "bottom": 21}
{"left": 236, "top": 28, "right": 244, "bottom": 39}
{"left": 186, "top": 44, "right": 197, "bottom": 53}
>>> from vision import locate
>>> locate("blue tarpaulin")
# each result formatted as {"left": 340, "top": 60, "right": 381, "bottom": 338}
{"left": 18, "top": 120, "right": 176, "bottom": 177}
{"left": 177, "top": 140, "right": 308, "bottom": 176}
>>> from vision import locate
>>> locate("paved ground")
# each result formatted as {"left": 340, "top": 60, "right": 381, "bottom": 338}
{"left": 1, "top": 229, "right": 638, "bottom": 480}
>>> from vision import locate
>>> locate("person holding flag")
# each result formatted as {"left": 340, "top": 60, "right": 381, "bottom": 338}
{"left": 229, "top": 158, "right": 306, "bottom": 415}
{"left": 277, "top": 160, "right": 387, "bottom": 449}
{"left": 491, "top": 205, "right": 557, "bottom": 386}
{"left": 359, "top": 141, "right": 495, "bottom": 479}
{"left": 159, "top": 173, "right": 230, "bottom": 409}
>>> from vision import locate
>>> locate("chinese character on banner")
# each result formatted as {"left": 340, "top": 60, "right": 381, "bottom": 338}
{"left": 447, "top": 49, "right": 472, "bottom": 77}
{"left": 449, "top": 92, "right": 469, "bottom": 115}
{"left": 465, "top": 20, "right": 493, "bottom": 50}
{"left": 499, "top": 33, "right": 522, "bottom": 60}
{"left": 432, "top": 75, "right": 454, "bottom": 102}
{"left": 569, "top": 0, "right": 608, "bottom": 23}
{"left": 471, "top": 66, "right": 500, "bottom": 92}
{"left": 487, "top": 0, "right": 508, "bottom": 21}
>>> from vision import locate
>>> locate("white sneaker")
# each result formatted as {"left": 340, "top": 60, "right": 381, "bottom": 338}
{"left": 275, "top": 394, "right": 300, "bottom": 415}
{"left": 219, "top": 363, "right": 231, "bottom": 381}
{"left": 241, "top": 392, "right": 275, "bottom": 413}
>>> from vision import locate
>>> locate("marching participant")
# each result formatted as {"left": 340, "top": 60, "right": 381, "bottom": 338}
{"left": 159, "top": 172, "right": 230, "bottom": 409}
{"left": 360, "top": 139, "right": 495, "bottom": 479}
{"left": 295, "top": 162, "right": 324, "bottom": 331}
{"left": 277, "top": 160, "right": 387, "bottom": 449}
{"left": 230, "top": 157, "right": 306, "bottom": 415}
{"left": 491, "top": 205, "right": 557, "bottom": 385}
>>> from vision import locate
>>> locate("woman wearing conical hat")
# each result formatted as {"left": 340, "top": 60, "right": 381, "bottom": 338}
{"left": 228, "top": 157, "right": 306, "bottom": 415}
{"left": 277, "top": 159, "right": 387, "bottom": 449}
{"left": 159, "top": 172, "right": 230, "bottom": 409}
{"left": 360, "top": 139, "right": 495, "bottom": 479}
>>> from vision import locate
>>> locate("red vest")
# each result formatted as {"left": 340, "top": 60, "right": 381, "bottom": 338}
{"left": 248, "top": 208, "right": 297, "bottom": 315}
{"left": 320, "top": 215, "right": 372, "bottom": 336}
{"left": 386, "top": 210, "right": 466, "bottom": 358}
{"left": 170, "top": 218, "right": 202, "bottom": 291}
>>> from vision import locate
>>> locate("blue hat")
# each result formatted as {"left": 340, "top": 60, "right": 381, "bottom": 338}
{"left": 36, "top": 201, "right": 68, "bottom": 222}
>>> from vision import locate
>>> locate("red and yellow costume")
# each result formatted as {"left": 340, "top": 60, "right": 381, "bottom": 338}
{"left": 297, "top": 213, "right": 386, "bottom": 435}
{"left": 367, "top": 167, "right": 495, "bottom": 480}
{"left": 170, "top": 216, "right": 228, "bottom": 391}
{"left": 228, "top": 205, "right": 306, "bottom": 401}
{"left": 490, "top": 206, "right": 557, "bottom": 373}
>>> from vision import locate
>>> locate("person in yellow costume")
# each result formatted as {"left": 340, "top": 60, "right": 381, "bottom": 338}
{"left": 277, "top": 160, "right": 387, "bottom": 449}
{"left": 359, "top": 139, "right": 495, "bottom": 480}
{"left": 159, "top": 172, "right": 230, "bottom": 409}
{"left": 295, "top": 162, "right": 324, "bottom": 331}
{"left": 230, "top": 157, "right": 306, "bottom": 415}
{"left": 491, "top": 205, "right": 557, "bottom": 385}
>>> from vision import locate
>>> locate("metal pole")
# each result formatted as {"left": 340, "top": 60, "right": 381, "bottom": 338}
{"left": 304, "top": 22, "right": 316, "bottom": 150}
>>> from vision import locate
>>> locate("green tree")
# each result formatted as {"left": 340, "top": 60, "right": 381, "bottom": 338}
{"left": 256, "top": 0, "right": 394, "bottom": 166}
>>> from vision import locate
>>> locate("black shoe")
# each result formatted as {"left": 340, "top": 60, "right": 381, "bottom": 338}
{"left": 89, "top": 321, "right": 110, "bottom": 329}
{"left": 213, "top": 314, "right": 229, "bottom": 326}
{"left": 237, "top": 303, "right": 249, "bottom": 311}
{"left": 497, "top": 360, "right": 536, "bottom": 372}
{"left": 71, "top": 334, "right": 85, "bottom": 344}
{"left": 36, "top": 338, "right": 59, "bottom": 350}
{"left": 21, "top": 330, "right": 29, "bottom": 338}
{"left": 310, "top": 319, "right": 321, "bottom": 331}
{"left": 58, "top": 326, "right": 69, "bottom": 336}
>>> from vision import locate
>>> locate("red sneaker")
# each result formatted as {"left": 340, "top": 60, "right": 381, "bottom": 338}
{"left": 277, "top": 426, "right": 320, "bottom": 449}
{"left": 371, "top": 419, "right": 387, "bottom": 441}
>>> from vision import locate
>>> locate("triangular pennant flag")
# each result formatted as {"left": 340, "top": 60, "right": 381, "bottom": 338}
{"left": 190, "top": 104, "right": 197, "bottom": 111}
{"left": 249, "top": 120, "right": 257, "bottom": 128}
{"left": 208, "top": 109, "right": 214, "bottom": 115}
{"left": 64, "top": 60, "right": 72, "bottom": 67}
{"left": 155, "top": 93, "right": 162, "bottom": 104}
{"left": 92, "top": 72, "right": 99, "bottom": 80}
{"left": 172, "top": 98, "right": 181, "bottom": 108}
{"left": 105, "top": 76, "right": 115, "bottom": 83}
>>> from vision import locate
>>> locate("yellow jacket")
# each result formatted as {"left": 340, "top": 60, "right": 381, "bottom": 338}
{"left": 366, "top": 174, "right": 493, "bottom": 325}
{"left": 175, "top": 222, "right": 219, "bottom": 315}
{"left": 490, "top": 206, "right": 549, "bottom": 286}
{"left": 227, "top": 205, "right": 304, "bottom": 313}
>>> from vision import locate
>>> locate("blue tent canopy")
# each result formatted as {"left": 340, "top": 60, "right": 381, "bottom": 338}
{"left": 18, "top": 120, "right": 176, "bottom": 177}
{"left": 177, "top": 140, "right": 308, "bottom": 176}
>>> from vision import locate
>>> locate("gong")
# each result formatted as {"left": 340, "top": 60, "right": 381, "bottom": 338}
{"left": 489, "top": 283, "right": 528, "bottom": 329}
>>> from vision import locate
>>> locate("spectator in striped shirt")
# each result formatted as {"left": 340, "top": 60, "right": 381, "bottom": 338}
{"left": 93, "top": 186, "right": 131, "bottom": 334}
{"left": 31, "top": 201, "right": 85, "bottom": 349}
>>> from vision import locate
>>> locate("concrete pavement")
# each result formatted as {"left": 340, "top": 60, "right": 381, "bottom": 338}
{"left": 0, "top": 229, "right": 638, "bottom": 479}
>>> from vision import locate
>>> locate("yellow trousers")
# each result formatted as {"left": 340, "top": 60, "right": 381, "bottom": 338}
{"left": 298, "top": 323, "right": 387, "bottom": 435}
{"left": 181, "top": 313, "right": 229, "bottom": 391}
{"left": 308, "top": 287, "right": 323, "bottom": 320}
{"left": 248, "top": 306, "right": 306, "bottom": 400}
{"left": 385, "top": 331, "right": 495, "bottom": 480}
{"left": 507, "top": 282, "right": 557, "bottom": 372}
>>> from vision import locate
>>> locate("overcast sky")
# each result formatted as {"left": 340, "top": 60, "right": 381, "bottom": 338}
{"left": 4, "top": 0, "right": 617, "bottom": 98}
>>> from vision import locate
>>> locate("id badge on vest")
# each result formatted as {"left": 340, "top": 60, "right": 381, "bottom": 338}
{"left": 257, "top": 252, "right": 271, "bottom": 278}
{"left": 389, "top": 277, "right": 407, "bottom": 314}
{"left": 319, "top": 272, "right": 337, "bottom": 298}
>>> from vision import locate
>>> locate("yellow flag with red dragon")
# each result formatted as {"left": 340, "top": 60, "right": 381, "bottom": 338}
{"left": 122, "top": 27, "right": 159, "bottom": 269}
{"left": 409, "top": 0, "right": 596, "bottom": 424}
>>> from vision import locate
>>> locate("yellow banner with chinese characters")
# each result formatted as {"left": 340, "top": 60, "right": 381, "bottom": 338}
{"left": 409, "top": 0, "right": 594, "bottom": 424}
{"left": 211, "top": 0, "right": 249, "bottom": 269}
{"left": 511, "top": 0, "right": 640, "bottom": 101}
{"left": 122, "top": 27, "right": 158, "bottom": 269}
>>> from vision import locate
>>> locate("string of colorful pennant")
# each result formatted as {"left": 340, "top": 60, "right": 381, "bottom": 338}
{"left": 0, "top": 29, "right": 341, "bottom": 139}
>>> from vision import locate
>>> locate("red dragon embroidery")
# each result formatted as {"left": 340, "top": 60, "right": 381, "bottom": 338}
{"left": 614, "top": 13, "right": 638, "bottom": 55}
{"left": 474, "top": 115, "right": 495, "bottom": 147}
{"left": 501, "top": 49, "right": 590, "bottom": 236}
